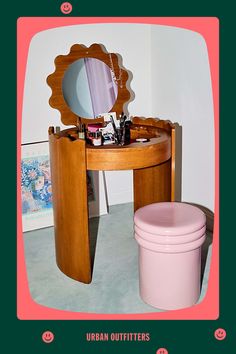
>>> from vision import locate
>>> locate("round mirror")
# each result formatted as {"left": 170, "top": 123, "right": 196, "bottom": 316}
{"left": 47, "top": 43, "right": 131, "bottom": 125}
{"left": 62, "top": 58, "right": 118, "bottom": 119}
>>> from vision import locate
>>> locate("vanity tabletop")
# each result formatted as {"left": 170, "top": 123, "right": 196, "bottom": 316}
{"left": 86, "top": 132, "right": 171, "bottom": 171}
{"left": 49, "top": 125, "right": 172, "bottom": 171}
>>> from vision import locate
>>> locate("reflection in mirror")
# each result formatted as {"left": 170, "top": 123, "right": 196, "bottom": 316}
{"left": 62, "top": 58, "right": 118, "bottom": 119}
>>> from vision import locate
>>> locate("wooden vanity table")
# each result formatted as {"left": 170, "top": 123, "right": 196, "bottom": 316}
{"left": 47, "top": 44, "right": 176, "bottom": 283}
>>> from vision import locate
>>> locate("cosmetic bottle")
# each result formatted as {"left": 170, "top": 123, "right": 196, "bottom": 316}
{"left": 78, "top": 124, "right": 85, "bottom": 139}
{"left": 87, "top": 131, "right": 94, "bottom": 144}
{"left": 124, "top": 120, "right": 132, "bottom": 144}
{"left": 92, "top": 131, "right": 102, "bottom": 146}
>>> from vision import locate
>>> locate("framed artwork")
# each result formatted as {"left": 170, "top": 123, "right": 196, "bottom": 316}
{"left": 21, "top": 142, "right": 53, "bottom": 232}
{"left": 21, "top": 142, "right": 108, "bottom": 232}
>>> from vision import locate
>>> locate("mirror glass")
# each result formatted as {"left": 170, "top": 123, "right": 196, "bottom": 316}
{"left": 62, "top": 58, "right": 118, "bottom": 119}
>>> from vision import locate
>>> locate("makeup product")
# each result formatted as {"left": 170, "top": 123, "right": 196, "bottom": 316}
{"left": 78, "top": 124, "right": 85, "bottom": 139}
{"left": 110, "top": 115, "right": 120, "bottom": 144}
{"left": 99, "top": 123, "right": 115, "bottom": 145}
{"left": 100, "top": 112, "right": 117, "bottom": 124}
{"left": 121, "top": 126, "right": 126, "bottom": 145}
{"left": 135, "top": 138, "right": 149, "bottom": 143}
{"left": 124, "top": 120, "right": 131, "bottom": 144}
{"left": 117, "top": 128, "right": 123, "bottom": 145}
{"left": 92, "top": 131, "right": 102, "bottom": 146}
{"left": 86, "top": 131, "right": 94, "bottom": 144}
{"left": 119, "top": 112, "right": 127, "bottom": 130}
{"left": 76, "top": 117, "right": 82, "bottom": 130}
{"left": 67, "top": 134, "right": 77, "bottom": 141}
{"left": 87, "top": 123, "right": 103, "bottom": 133}
{"left": 103, "top": 137, "right": 115, "bottom": 145}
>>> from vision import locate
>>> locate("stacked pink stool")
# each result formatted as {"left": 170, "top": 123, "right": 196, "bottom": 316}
{"left": 134, "top": 202, "right": 206, "bottom": 310}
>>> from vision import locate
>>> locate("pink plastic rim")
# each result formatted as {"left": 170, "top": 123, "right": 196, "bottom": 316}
{"left": 134, "top": 202, "right": 206, "bottom": 236}
{"left": 134, "top": 224, "right": 206, "bottom": 245}
{"left": 135, "top": 233, "right": 206, "bottom": 253}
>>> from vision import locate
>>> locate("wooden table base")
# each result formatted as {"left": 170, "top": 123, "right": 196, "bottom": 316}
{"left": 134, "top": 160, "right": 171, "bottom": 212}
{"left": 49, "top": 119, "right": 175, "bottom": 283}
{"left": 49, "top": 131, "right": 92, "bottom": 283}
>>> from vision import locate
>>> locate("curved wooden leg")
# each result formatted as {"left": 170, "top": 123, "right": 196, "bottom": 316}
{"left": 49, "top": 132, "right": 91, "bottom": 283}
{"left": 133, "top": 159, "right": 171, "bottom": 212}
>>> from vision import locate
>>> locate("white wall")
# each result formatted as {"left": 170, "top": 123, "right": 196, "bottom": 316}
{"left": 22, "top": 23, "right": 214, "bottom": 211}
{"left": 22, "top": 23, "right": 152, "bottom": 205}
{"left": 150, "top": 26, "right": 214, "bottom": 211}
{"left": 22, "top": 23, "right": 152, "bottom": 143}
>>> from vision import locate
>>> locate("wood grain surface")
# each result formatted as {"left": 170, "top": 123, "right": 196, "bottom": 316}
{"left": 133, "top": 160, "right": 171, "bottom": 211}
{"left": 132, "top": 117, "right": 176, "bottom": 201}
{"left": 48, "top": 117, "right": 176, "bottom": 283}
{"left": 49, "top": 129, "right": 91, "bottom": 283}
{"left": 86, "top": 134, "right": 171, "bottom": 170}
{"left": 47, "top": 43, "right": 131, "bottom": 126}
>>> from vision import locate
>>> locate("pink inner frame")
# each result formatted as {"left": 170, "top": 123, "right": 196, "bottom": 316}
{"left": 17, "top": 17, "right": 219, "bottom": 320}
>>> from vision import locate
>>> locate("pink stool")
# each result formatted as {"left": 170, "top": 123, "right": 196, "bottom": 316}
{"left": 134, "top": 202, "right": 206, "bottom": 310}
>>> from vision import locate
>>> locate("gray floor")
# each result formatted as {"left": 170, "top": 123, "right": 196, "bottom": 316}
{"left": 23, "top": 203, "right": 212, "bottom": 314}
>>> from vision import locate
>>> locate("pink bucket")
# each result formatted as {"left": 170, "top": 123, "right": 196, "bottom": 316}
{"left": 134, "top": 202, "right": 206, "bottom": 310}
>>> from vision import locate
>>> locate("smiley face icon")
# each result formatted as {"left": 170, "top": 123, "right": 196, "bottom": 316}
{"left": 60, "top": 2, "right": 73, "bottom": 14}
{"left": 156, "top": 348, "right": 168, "bottom": 354}
{"left": 42, "top": 331, "right": 54, "bottom": 343}
{"left": 214, "top": 328, "right": 226, "bottom": 341}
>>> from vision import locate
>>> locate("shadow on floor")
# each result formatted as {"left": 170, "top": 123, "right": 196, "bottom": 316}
{"left": 88, "top": 216, "right": 100, "bottom": 275}
{"left": 200, "top": 230, "right": 213, "bottom": 285}
{"left": 23, "top": 203, "right": 211, "bottom": 313}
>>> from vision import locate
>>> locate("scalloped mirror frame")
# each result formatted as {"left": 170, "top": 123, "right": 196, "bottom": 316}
{"left": 46, "top": 43, "right": 131, "bottom": 125}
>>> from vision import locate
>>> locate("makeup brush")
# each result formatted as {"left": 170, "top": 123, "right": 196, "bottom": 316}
{"left": 119, "top": 112, "right": 127, "bottom": 129}
{"left": 110, "top": 114, "right": 120, "bottom": 144}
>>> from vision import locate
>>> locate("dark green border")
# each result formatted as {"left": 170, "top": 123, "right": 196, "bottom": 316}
{"left": 3, "top": 1, "right": 234, "bottom": 352}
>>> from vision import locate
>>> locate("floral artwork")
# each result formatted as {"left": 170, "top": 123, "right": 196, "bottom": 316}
{"left": 21, "top": 156, "right": 52, "bottom": 214}
{"left": 21, "top": 142, "right": 107, "bottom": 231}
{"left": 21, "top": 142, "right": 53, "bottom": 231}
